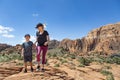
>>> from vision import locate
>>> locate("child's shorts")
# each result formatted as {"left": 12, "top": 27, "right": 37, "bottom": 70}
{"left": 24, "top": 55, "right": 32, "bottom": 62}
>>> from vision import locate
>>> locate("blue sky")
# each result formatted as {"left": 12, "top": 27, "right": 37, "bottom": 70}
{"left": 0, "top": 0, "right": 120, "bottom": 45}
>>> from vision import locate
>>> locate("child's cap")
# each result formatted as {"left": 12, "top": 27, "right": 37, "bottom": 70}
{"left": 24, "top": 34, "right": 30, "bottom": 37}
{"left": 35, "top": 23, "right": 44, "bottom": 28}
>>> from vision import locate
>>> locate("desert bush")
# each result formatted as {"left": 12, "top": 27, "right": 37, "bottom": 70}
{"left": 16, "top": 62, "right": 23, "bottom": 66}
{"left": 111, "top": 56, "right": 120, "bottom": 64}
{"left": 48, "top": 49, "right": 120, "bottom": 65}
{"left": 47, "top": 48, "right": 69, "bottom": 58}
{"left": 68, "top": 54, "right": 76, "bottom": 59}
{"left": 100, "top": 70, "right": 112, "bottom": 76}
{"left": 60, "top": 59, "right": 68, "bottom": 64}
{"left": 32, "top": 53, "right": 36, "bottom": 60}
{"left": 47, "top": 52, "right": 56, "bottom": 58}
{"left": 46, "top": 63, "right": 50, "bottom": 66}
{"left": 77, "top": 57, "right": 92, "bottom": 66}
{"left": 78, "top": 64, "right": 85, "bottom": 67}
{"left": 0, "top": 53, "right": 23, "bottom": 62}
{"left": 54, "top": 63, "right": 60, "bottom": 67}
{"left": 93, "top": 56, "right": 105, "bottom": 63}
{"left": 102, "top": 66, "right": 112, "bottom": 70}
{"left": 106, "top": 74, "right": 114, "bottom": 80}
{"left": 0, "top": 55, "right": 10, "bottom": 62}
{"left": 47, "top": 48, "right": 61, "bottom": 58}
{"left": 101, "top": 70, "right": 114, "bottom": 80}
{"left": 87, "top": 54, "right": 120, "bottom": 65}
{"left": 105, "top": 56, "right": 120, "bottom": 64}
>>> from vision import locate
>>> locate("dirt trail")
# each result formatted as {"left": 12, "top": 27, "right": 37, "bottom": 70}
{"left": 0, "top": 61, "right": 120, "bottom": 80}
{"left": 0, "top": 66, "right": 74, "bottom": 80}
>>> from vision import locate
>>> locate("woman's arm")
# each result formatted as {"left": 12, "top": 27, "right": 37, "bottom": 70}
{"left": 47, "top": 35, "right": 50, "bottom": 43}
{"left": 44, "top": 35, "right": 50, "bottom": 46}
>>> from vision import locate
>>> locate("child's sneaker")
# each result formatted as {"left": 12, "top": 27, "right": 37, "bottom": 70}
{"left": 36, "top": 66, "right": 40, "bottom": 71}
{"left": 31, "top": 67, "right": 34, "bottom": 72}
{"left": 24, "top": 69, "right": 27, "bottom": 73}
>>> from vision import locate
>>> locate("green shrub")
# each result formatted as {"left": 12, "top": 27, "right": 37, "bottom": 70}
{"left": 69, "top": 54, "right": 76, "bottom": 59}
{"left": 47, "top": 48, "right": 63, "bottom": 58}
{"left": 102, "top": 66, "right": 112, "bottom": 70}
{"left": 105, "top": 56, "right": 120, "bottom": 64}
{"left": 112, "top": 56, "right": 120, "bottom": 64}
{"left": 0, "top": 53, "right": 23, "bottom": 62}
{"left": 78, "top": 64, "right": 85, "bottom": 67}
{"left": 87, "top": 54, "right": 120, "bottom": 65}
{"left": 16, "top": 63, "right": 23, "bottom": 66}
{"left": 54, "top": 63, "right": 60, "bottom": 67}
{"left": 32, "top": 53, "right": 36, "bottom": 60}
{"left": 93, "top": 57, "right": 105, "bottom": 63}
{"left": 77, "top": 57, "right": 92, "bottom": 66}
{"left": 47, "top": 52, "right": 57, "bottom": 58}
{"left": 106, "top": 74, "right": 114, "bottom": 80}
{"left": 101, "top": 69, "right": 114, "bottom": 80}
{"left": 100, "top": 70, "right": 112, "bottom": 76}
{"left": 60, "top": 59, "right": 68, "bottom": 64}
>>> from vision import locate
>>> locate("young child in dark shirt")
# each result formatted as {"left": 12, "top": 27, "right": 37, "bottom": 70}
{"left": 22, "top": 34, "right": 34, "bottom": 73}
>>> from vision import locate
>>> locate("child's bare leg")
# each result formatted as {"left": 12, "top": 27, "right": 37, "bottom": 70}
{"left": 30, "top": 62, "right": 33, "bottom": 68}
{"left": 24, "top": 62, "right": 27, "bottom": 69}
{"left": 30, "top": 62, "right": 34, "bottom": 72}
{"left": 24, "top": 62, "right": 27, "bottom": 73}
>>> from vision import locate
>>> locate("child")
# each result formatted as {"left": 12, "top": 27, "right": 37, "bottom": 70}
{"left": 22, "top": 34, "right": 34, "bottom": 73}
{"left": 35, "top": 23, "right": 50, "bottom": 71}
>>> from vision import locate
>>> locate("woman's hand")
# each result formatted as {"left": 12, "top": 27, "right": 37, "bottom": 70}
{"left": 44, "top": 42, "right": 48, "bottom": 46}
{"left": 44, "top": 35, "right": 50, "bottom": 46}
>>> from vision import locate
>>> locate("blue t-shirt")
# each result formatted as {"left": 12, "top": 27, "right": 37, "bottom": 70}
{"left": 22, "top": 41, "right": 33, "bottom": 56}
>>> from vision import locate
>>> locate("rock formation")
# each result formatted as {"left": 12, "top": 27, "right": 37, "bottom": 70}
{"left": 48, "top": 40, "right": 60, "bottom": 49}
{"left": 59, "top": 22, "right": 120, "bottom": 54}
{"left": 0, "top": 44, "right": 11, "bottom": 52}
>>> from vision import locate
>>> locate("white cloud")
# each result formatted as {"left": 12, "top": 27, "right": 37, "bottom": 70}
{"left": 0, "top": 25, "right": 14, "bottom": 33}
{"left": 0, "top": 25, "right": 15, "bottom": 38}
{"left": 43, "top": 24, "right": 47, "bottom": 28}
{"left": 22, "top": 37, "right": 25, "bottom": 42}
{"left": 32, "top": 13, "right": 39, "bottom": 17}
{"left": 50, "top": 37, "right": 54, "bottom": 40}
{"left": 2, "top": 34, "right": 15, "bottom": 38}
{"left": 30, "top": 36, "right": 36, "bottom": 42}
{"left": 0, "top": 30, "right": 8, "bottom": 34}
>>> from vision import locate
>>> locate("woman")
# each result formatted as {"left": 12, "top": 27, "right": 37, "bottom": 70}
{"left": 35, "top": 23, "right": 50, "bottom": 71}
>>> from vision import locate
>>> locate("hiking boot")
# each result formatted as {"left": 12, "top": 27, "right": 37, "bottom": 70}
{"left": 24, "top": 69, "right": 27, "bottom": 73}
{"left": 31, "top": 67, "right": 34, "bottom": 72}
{"left": 36, "top": 66, "right": 40, "bottom": 71}
{"left": 41, "top": 68, "right": 45, "bottom": 72}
